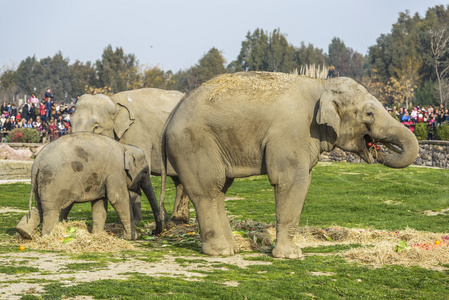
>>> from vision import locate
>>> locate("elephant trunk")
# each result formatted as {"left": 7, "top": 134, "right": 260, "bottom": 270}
{"left": 371, "top": 118, "right": 419, "bottom": 169}
{"left": 140, "top": 175, "right": 163, "bottom": 234}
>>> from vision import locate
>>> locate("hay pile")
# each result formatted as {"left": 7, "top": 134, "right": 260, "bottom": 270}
{"left": 202, "top": 72, "right": 305, "bottom": 102}
{"left": 16, "top": 221, "right": 134, "bottom": 253}
{"left": 228, "top": 222, "right": 449, "bottom": 268}
{"left": 295, "top": 227, "right": 449, "bottom": 268}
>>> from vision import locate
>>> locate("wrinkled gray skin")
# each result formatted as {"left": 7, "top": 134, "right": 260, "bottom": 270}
{"left": 16, "top": 132, "right": 161, "bottom": 240}
{"left": 67, "top": 88, "right": 190, "bottom": 225}
{"left": 161, "top": 72, "right": 419, "bottom": 258}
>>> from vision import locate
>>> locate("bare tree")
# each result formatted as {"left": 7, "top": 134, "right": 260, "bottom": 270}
{"left": 430, "top": 28, "right": 449, "bottom": 106}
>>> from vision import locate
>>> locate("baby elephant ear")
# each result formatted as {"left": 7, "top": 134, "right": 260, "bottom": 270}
{"left": 316, "top": 90, "right": 341, "bottom": 137}
{"left": 124, "top": 150, "right": 136, "bottom": 181}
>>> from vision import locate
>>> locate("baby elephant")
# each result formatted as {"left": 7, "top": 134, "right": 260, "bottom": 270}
{"left": 16, "top": 132, "right": 161, "bottom": 240}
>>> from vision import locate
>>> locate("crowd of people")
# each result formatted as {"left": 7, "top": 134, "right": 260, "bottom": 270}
{"left": 0, "top": 88, "right": 76, "bottom": 142}
{"left": 387, "top": 103, "right": 449, "bottom": 139}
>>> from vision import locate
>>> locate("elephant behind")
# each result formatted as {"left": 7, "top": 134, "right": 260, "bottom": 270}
{"left": 161, "top": 71, "right": 419, "bottom": 258}
{"left": 69, "top": 88, "right": 190, "bottom": 224}
{"left": 16, "top": 132, "right": 161, "bottom": 239}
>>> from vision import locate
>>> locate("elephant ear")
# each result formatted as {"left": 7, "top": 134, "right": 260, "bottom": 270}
{"left": 113, "top": 99, "right": 136, "bottom": 139}
{"left": 316, "top": 90, "right": 341, "bottom": 137}
{"left": 124, "top": 149, "right": 136, "bottom": 184}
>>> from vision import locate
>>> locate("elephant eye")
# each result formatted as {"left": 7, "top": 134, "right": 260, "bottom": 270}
{"left": 367, "top": 112, "right": 374, "bottom": 117}
{"left": 92, "top": 123, "right": 100, "bottom": 132}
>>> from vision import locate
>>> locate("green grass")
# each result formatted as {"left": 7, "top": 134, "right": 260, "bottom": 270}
{"left": 26, "top": 256, "right": 449, "bottom": 299}
{"left": 1, "top": 162, "right": 449, "bottom": 299}
{"left": 0, "top": 265, "right": 39, "bottom": 275}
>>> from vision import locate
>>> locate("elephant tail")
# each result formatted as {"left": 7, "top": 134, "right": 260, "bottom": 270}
{"left": 27, "top": 167, "right": 38, "bottom": 220}
{"left": 159, "top": 119, "right": 168, "bottom": 225}
{"left": 159, "top": 92, "right": 188, "bottom": 225}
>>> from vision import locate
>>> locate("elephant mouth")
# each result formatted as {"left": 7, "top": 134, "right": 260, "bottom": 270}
{"left": 360, "top": 135, "right": 403, "bottom": 164}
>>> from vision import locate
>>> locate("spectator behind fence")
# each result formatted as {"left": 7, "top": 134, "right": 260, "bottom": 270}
{"left": 45, "top": 97, "right": 52, "bottom": 122}
{"left": 25, "top": 119, "right": 33, "bottom": 128}
{"left": 30, "top": 93, "right": 39, "bottom": 108}
{"left": 21, "top": 101, "right": 29, "bottom": 122}
{"left": 0, "top": 114, "right": 6, "bottom": 129}
{"left": 1, "top": 102, "right": 7, "bottom": 115}
{"left": 9, "top": 104, "right": 17, "bottom": 119}
{"left": 4, "top": 118, "right": 12, "bottom": 132}
{"left": 39, "top": 102, "right": 46, "bottom": 123}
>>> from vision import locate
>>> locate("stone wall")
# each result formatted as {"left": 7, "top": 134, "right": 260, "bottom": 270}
{"left": 0, "top": 143, "right": 42, "bottom": 180}
{"left": 320, "top": 140, "right": 449, "bottom": 169}
{"left": 1, "top": 141, "right": 448, "bottom": 181}
{"left": 0, "top": 160, "right": 33, "bottom": 180}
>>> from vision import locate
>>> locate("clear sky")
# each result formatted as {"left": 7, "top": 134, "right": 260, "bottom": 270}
{"left": 0, "top": 0, "right": 446, "bottom": 73}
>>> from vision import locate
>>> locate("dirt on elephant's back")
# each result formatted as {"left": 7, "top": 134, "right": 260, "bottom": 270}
{"left": 202, "top": 72, "right": 306, "bottom": 102}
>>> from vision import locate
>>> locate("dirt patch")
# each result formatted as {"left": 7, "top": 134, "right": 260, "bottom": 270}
{"left": 225, "top": 197, "right": 244, "bottom": 201}
{"left": 308, "top": 271, "right": 336, "bottom": 276}
{"left": 0, "top": 207, "right": 28, "bottom": 214}
{"left": 384, "top": 200, "right": 402, "bottom": 205}
{"left": 0, "top": 251, "right": 271, "bottom": 299}
{"left": 423, "top": 208, "right": 449, "bottom": 216}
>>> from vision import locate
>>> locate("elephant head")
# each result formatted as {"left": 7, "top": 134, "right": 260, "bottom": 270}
{"left": 72, "top": 94, "right": 135, "bottom": 140}
{"left": 124, "top": 146, "right": 149, "bottom": 194}
{"left": 123, "top": 145, "right": 162, "bottom": 233}
{"left": 317, "top": 77, "right": 419, "bottom": 168}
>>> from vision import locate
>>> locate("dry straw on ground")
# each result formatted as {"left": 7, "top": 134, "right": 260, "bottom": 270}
{"left": 16, "top": 221, "right": 134, "bottom": 253}
{"left": 14, "top": 220, "right": 449, "bottom": 269}
{"left": 230, "top": 221, "right": 449, "bottom": 269}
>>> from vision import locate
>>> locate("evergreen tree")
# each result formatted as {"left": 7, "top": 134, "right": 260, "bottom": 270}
{"left": 69, "top": 60, "right": 97, "bottom": 97}
{"left": 328, "top": 37, "right": 364, "bottom": 80}
{"left": 174, "top": 47, "right": 226, "bottom": 92}
{"left": 95, "top": 45, "right": 140, "bottom": 93}
{"left": 294, "top": 42, "right": 328, "bottom": 68}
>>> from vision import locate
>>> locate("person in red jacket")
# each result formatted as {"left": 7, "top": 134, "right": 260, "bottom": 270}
{"left": 39, "top": 102, "right": 46, "bottom": 122}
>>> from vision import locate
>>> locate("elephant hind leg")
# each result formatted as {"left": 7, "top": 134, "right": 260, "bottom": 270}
{"left": 91, "top": 198, "right": 108, "bottom": 234}
{"left": 41, "top": 209, "right": 60, "bottom": 236}
{"left": 167, "top": 177, "right": 190, "bottom": 226}
{"left": 174, "top": 160, "right": 234, "bottom": 255}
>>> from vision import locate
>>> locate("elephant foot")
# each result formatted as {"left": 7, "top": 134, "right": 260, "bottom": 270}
{"left": 272, "top": 242, "right": 303, "bottom": 259}
{"left": 16, "top": 214, "right": 39, "bottom": 239}
{"left": 202, "top": 236, "right": 236, "bottom": 256}
{"left": 167, "top": 214, "right": 189, "bottom": 226}
{"left": 122, "top": 230, "right": 139, "bottom": 240}
{"left": 16, "top": 225, "right": 34, "bottom": 240}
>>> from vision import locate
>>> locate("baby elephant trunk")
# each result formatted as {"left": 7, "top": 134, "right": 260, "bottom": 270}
{"left": 140, "top": 176, "right": 163, "bottom": 234}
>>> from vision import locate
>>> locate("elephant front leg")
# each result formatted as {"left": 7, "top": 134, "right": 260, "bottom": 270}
{"left": 107, "top": 183, "right": 138, "bottom": 240}
{"left": 269, "top": 166, "right": 312, "bottom": 259}
{"left": 91, "top": 198, "right": 108, "bottom": 234}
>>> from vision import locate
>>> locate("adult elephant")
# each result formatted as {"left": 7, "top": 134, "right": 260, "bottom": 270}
{"left": 66, "top": 88, "right": 190, "bottom": 225}
{"left": 160, "top": 72, "right": 419, "bottom": 258}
